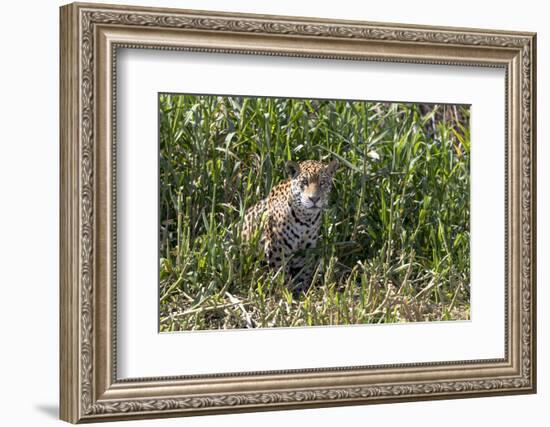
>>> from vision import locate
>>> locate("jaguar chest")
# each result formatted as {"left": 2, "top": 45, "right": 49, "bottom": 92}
{"left": 271, "top": 203, "right": 322, "bottom": 252}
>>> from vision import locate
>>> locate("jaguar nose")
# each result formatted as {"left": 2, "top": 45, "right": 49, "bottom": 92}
{"left": 309, "top": 195, "right": 320, "bottom": 204}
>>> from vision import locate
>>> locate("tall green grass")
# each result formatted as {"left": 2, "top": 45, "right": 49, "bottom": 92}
{"left": 159, "top": 94, "right": 470, "bottom": 331}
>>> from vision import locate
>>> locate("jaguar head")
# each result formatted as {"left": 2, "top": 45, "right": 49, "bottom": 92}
{"left": 286, "top": 159, "right": 339, "bottom": 211}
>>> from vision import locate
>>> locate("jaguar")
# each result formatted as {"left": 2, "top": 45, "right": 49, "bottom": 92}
{"left": 242, "top": 159, "right": 339, "bottom": 292}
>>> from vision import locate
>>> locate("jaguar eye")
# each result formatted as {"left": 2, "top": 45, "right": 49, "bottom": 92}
{"left": 300, "top": 178, "right": 308, "bottom": 187}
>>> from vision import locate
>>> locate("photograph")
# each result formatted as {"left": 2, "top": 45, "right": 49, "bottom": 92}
{"left": 158, "top": 94, "right": 471, "bottom": 331}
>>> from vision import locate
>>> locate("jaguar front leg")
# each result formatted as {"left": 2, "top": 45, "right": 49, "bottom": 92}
{"left": 264, "top": 235, "right": 292, "bottom": 282}
{"left": 289, "top": 240, "right": 319, "bottom": 294}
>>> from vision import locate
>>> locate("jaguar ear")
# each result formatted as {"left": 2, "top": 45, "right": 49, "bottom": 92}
{"left": 285, "top": 160, "right": 300, "bottom": 178}
{"left": 326, "top": 159, "right": 340, "bottom": 176}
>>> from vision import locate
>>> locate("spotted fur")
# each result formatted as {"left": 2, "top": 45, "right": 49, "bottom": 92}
{"left": 242, "top": 159, "right": 339, "bottom": 292}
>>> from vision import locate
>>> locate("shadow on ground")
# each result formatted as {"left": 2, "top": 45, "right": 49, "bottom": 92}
{"left": 35, "top": 404, "right": 58, "bottom": 419}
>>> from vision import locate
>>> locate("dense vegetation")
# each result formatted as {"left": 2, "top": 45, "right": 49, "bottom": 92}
{"left": 159, "top": 94, "right": 470, "bottom": 331}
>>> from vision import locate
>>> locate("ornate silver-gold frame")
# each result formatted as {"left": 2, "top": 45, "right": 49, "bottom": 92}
{"left": 60, "top": 2, "right": 537, "bottom": 423}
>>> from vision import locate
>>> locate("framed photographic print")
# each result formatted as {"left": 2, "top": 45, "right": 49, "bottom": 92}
{"left": 59, "top": 2, "right": 537, "bottom": 423}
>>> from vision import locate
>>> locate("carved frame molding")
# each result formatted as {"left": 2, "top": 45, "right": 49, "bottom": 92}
{"left": 60, "top": 2, "right": 536, "bottom": 423}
